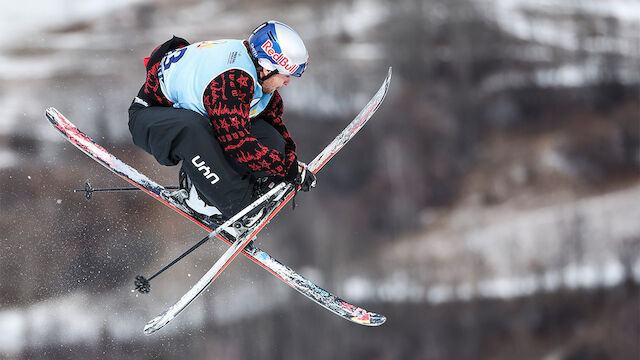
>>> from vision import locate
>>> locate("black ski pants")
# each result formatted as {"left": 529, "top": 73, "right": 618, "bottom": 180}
{"left": 128, "top": 100, "right": 285, "bottom": 217}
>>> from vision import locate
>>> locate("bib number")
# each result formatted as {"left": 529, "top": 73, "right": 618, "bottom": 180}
{"left": 163, "top": 47, "right": 188, "bottom": 70}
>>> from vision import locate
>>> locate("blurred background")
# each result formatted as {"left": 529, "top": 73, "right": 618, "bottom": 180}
{"left": 1, "top": 0, "right": 639, "bottom": 359}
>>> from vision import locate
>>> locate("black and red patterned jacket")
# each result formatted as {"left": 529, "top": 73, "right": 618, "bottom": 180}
{"left": 137, "top": 37, "right": 297, "bottom": 179}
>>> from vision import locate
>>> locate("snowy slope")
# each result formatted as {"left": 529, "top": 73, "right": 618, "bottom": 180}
{"left": 0, "top": 0, "right": 639, "bottom": 355}
{"left": 371, "top": 184, "right": 640, "bottom": 303}
{"left": 0, "top": 0, "right": 146, "bottom": 47}
{"left": 476, "top": 0, "right": 640, "bottom": 55}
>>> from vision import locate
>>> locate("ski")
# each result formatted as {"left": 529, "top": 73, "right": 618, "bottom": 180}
{"left": 45, "top": 67, "right": 392, "bottom": 332}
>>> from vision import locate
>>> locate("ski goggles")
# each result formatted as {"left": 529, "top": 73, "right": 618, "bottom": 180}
{"left": 290, "top": 61, "right": 307, "bottom": 77}
{"left": 260, "top": 58, "right": 308, "bottom": 78}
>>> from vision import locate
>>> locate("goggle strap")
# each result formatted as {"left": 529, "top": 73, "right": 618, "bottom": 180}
{"left": 260, "top": 69, "right": 279, "bottom": 83}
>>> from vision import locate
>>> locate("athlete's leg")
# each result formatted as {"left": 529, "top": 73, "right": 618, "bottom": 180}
{"left": 128, "top": 101, "right": 253, "bottom": 217}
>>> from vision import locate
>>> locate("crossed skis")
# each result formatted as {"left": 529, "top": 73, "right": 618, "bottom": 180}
{"left": 45, "top": 68, "right": 391, "bottom": 334}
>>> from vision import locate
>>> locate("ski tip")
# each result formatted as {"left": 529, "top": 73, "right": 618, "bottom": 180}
{"left": 45, "top": 107, "right": 58, "bottom": 116}
{"left": 351, "top": 313, "right": 386, "bottom": 327}
{"left": 143, "top": 316, "right": 163, "bottom": 335}
{"left": 374, "top": 314, "right": 387, "bottom": 326}
{"left": 45, "top": 107, "right": 61, "bottom": 124}
{"left": 346, "top": 306, "right": 387, "bottom": 326}
{"left": 143, "top": 324, "right": 157, "bottom": 336}
{"left": 143, "top": 309, "right": 174, "bottom": 335}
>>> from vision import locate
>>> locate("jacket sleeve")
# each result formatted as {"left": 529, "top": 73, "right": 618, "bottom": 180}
{"left": 254, "top": 91, "right": 297, "bottom": 171}
{"left": 202, "top": 69, "right": 291, "bottom": 178}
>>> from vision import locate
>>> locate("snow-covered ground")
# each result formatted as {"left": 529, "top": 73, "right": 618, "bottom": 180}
{"left": 370, "top": 183, "right": 640, "bottom": 303}
{"left": 0, "top": 270, "right": 293, "bottom": 356}
{"left": 476, "top": 0, "right": 640, "bottom": 90}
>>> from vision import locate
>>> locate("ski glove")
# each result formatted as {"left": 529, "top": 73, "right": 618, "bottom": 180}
{"left": 285, "top": 161, "right": 317, "bottom": 192}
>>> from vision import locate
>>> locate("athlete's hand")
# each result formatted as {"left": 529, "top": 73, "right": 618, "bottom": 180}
{"left": 286, "top": 161, "right": 316, "bottom": 191}
{"left": 295, "top": 162, "right": 316, "bottom": 192}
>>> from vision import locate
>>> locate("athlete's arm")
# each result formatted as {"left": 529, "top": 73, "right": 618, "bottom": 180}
{"left": 254, "top": 91, "right": 297, "bottom": 172}
{"left": 202, "top": 69, "right": 293, "bottom": 178}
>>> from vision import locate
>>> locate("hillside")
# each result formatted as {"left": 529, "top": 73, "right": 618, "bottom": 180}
{"left": 0, "top": 0, "right": 638, "bottom": 359}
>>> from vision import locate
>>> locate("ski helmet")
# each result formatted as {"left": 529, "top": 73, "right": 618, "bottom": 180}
{"left": 248, "top": 21, "right": 309, "bottom": 77}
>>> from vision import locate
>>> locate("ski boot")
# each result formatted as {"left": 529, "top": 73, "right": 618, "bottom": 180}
{"left": 175, "top": 168, "right": 261, "bottom": 244}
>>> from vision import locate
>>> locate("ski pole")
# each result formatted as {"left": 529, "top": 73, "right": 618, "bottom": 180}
{"left": 74, "top": 180, "right": 178, "bottom": 200}
{"left": 133, "top": 233, "right": 213, "bottom": 294}
{"left": 133, "top": 183, "right": 284, "bottom": 294}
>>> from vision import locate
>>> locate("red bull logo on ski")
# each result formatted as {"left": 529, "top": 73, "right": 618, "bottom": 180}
{"left": 261, "top": 40, "right": 300, "bottom": 74}
{"left": 192, "top": 155, "right": 220, "bottom": 185}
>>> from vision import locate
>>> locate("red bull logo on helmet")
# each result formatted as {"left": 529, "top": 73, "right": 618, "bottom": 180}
{"left": 261, "top": 39, "right": 300, "bottom": 74}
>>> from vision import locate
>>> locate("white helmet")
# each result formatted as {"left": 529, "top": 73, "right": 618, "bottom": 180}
{"left": 248, "top": 21, "right": 309, "bottom": 77}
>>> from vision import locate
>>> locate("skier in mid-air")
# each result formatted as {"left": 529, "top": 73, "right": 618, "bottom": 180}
{"left": 45, "top": 19, "right": 390, "bottom": 328}
{"left": 128, "top": 21, "right": 316, "bottom": 225}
